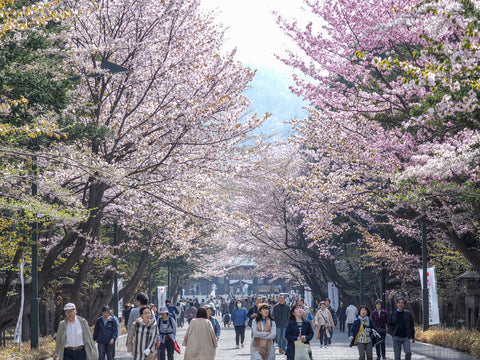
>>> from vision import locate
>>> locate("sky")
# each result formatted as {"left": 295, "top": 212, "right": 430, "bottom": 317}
{"left": 199, "top": 0, "right": 311, "bottom": 137}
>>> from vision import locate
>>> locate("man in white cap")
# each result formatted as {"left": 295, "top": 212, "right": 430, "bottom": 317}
{"left": 53, "top": 303, "right": 98, "bottom": 360}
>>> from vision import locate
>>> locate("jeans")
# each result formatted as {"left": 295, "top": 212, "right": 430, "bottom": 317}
{"left": 276, "top": 327, "right": 287, "bottom": 351}
{"left": 339, "top": 320, "right": 346, "bottom": 332}
{"left": 392, "top": 336, "right": 412, "bottom": 360}
{"left": 64, "top": 348, "right": 86, "bottom": 360}
{"left": 348, "top": 323, "right": 353, "bottom": 335}
{"left": 318, "top": 325, "right": 328, "bottom": 346}
{"left": 98, "top": 342, "right": 115, "bottom": 360}
{"left": 375, "top": 329, "right": 386, "bottom": 359}
{"left": 234, "top": 325, "right": 246, "bottom": 345}
{"left": 357, "top": 342, "right": 373, "bottom": 360}
{"left": 158, "top": 340, "right": 174, "bottom": 360}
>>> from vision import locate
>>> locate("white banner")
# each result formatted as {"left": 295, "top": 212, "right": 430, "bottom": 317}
{"left": 157, "top": 286, "right": 167, "bottom": 307}
{"left": 14, "top": 259, "right": 25, "bottom": 345}
{"left": 419, "top": 266, "right": 440, "bottom": 325}
{"left": 118, "top": 278, "right": 124, "bottom": 317}
{"left": 304, "top": 286, "right": 312, "bottom": 308}
{"left": 327, "top": 282, "right": 339, "bottom": 311}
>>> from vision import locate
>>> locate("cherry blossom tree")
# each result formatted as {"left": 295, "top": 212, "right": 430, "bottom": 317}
{"left": 277, "top": 0, "right": 480, "bottom": 300}
{"left": 0, "top": 0, "right": 266, "bottom": 329}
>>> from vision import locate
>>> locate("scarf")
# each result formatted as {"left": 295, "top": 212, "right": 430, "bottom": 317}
{"left": 253, "top": 318, "right": 272, "bottom": 360}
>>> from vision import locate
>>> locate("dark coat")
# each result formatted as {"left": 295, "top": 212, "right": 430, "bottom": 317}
{"left": 285, "top": 319, "right": 314, "bottom": 360}
{"left": 93, "top": 316, "right": 118, "bottom": 344}
{"left": 337, "top": 306, "right": 346, "bottom": 321}
{"left": 371, "top": 309, "right": 388, "bottom": 329}
{"left": 272, "top": 303, "right": 290, "bottom": 328}
{"left": 349, "top": 317, "right": 376, "bottom": 347}
{"left": 387, "top": 309, "right": 415, "bottom": 339}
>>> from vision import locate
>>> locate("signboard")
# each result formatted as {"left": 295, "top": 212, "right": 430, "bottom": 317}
{"left": 157, "top": 286, "right": 167, "bottom": 307}
{"left": 419, "top": 266, "right": 440, "bottom": 325}
{"left": 327, "top": 282, "right": 339, "bottom": 311}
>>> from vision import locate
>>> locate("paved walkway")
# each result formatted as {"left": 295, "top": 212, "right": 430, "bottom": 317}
{"left": 113, "top": 317, "right": 476, "bottom": 360}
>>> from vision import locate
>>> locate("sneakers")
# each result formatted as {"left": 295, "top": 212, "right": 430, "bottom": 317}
{"left": 241, "top": 343, "right": 244, "bottom": 348}
{"left": 236, "top": 345, "right": 240, "bottom": 349}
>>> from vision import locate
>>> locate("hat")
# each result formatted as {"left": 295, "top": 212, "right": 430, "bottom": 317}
{"left": 205, "top": 304, "right": 214, "bottom": 309}
{"left": 158, "top": 306, "right": 168, "bottom": 314}
{"left": 258, "top": 303, "right": 269, "bottom": 310}
{"left": 63, "top": 303, "right": 76, "bottom": 311}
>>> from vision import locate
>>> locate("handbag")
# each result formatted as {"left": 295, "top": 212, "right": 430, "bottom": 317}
{"left": 370, "top": 328, "right": 383, "bottom": 345}
{"left": 173, "top": 340, "right": 181, "bottom": 354}
{"left": 294, "top": 340, "right": 310, "bottom": 360}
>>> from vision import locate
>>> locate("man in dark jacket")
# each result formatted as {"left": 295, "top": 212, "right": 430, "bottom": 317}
{"left": 387, "top": 297, "right": 415, "bottom": 360}
{"left": 272, "top": 295, "right": 289, "bottom": 354}
{"left": 93, "top": 306, "right": 118, "bottom": 360}
{"left": 247, "top": 296, "right": 262, "bottom": 328}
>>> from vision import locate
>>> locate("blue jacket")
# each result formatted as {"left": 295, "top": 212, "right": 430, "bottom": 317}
{"left": 349, "top": 317, "right": 376, "bottom": 347}
{"left": 230, "top": 307, "right": 248, "bottom": 326}
{"left": 167, "top": 304, "right": 179, "bottom": 319}
{"left": 285, "top": 319, "right": 314, "bottom": 360}
{"left": 93, "top": 316, "right": 118, "bottom": 344}
{"left": 210, "top": 317, "right": 221, "bottom": 338}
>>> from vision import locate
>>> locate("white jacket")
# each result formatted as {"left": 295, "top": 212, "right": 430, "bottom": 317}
{"left": 345, "top": 305, "right": 358, "bottom": 324}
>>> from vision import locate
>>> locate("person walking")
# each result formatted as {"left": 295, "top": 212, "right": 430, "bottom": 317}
{"left": 387, "top": 297, "right": 415, "bottom": 360}
{"left": 248, "top": 296, "right": 262, "bottom": 329}
{"left": 126, "top": 306, "right": 158, "bottom": 360}
{"left": 346, "top": 302, "right": 358, "bottom": 335}
{"left": 272, "top": 295, "right": 289, "bottom": 355}
{"left": 175, "top": 302, "right": 184, "bottom": 328}
{"left": 156, "top": 306, "right": 176, "bottom": 360}
{"left": 251, "top": 303, "right": 276, "bottom": 360}
{"left": 93, "top": 306, "right": 118, "bottom": 360}
{"left": 185, "top": 302, "right": 197, "bottom": 325}
{"left": 206, "top": 304, "right": 221, "bottom": 340}
{"left": 349, "top": 306, "right": 376, "bottom": 360}
{"left": 285, "top": 304, "right": 314, "bottom": 360}
{"left": 220, "top": 298, "right": 228, "bottom": 318}
{"left": 122, "top": 304, "right": 132, "bottom": 330}
{"left": 183, "top": 307, "right": 217, "bottom": 360}
{"left": 53, "top": 303, "right": 98, "bottom": 360}
{"left": 165, "top": 300, "right": 179, "bottom": 320}
{"left": 314, "top": 301, "right": 334, "bottom": 348}
{"left": 127, "top": 293, "right": 149, "bottom": 332}
{"left": 337, "top": 301, "right": 347, "bottom": 333}
{"left": 230, "top": 299, "right": 248, "bottom": 348}
{"left": 325, "top": 298, "right": 337, "bottom": 345}
{"left": 371, "top": 300, "right": 388, "bottom": 360}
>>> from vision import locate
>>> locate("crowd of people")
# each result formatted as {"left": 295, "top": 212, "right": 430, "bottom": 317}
{"left": 53, "top": 292, "right": 415, "bottom": 360}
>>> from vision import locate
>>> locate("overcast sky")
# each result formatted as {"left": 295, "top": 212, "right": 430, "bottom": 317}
{"left": 199, "top": 0, "right": 311, "bottom": 136}
{"left": 199, "top": 0, "right": 308, "bottom": 72}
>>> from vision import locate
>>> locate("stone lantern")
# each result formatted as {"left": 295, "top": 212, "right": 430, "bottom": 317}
{"left": 457, "top": 271, "right": 480, "bottom": 329}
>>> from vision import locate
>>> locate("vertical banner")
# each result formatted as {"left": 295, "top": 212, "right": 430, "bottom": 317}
{"left": 419, "top": 266, "right": 440, "bottom": 325}
{"left": 327, "top": 282, "right": 339, "bottom": 311}
{"left": 118, "top": 278, "right": 124, "bottom": 318}
{"left": 304, "top": 286, "right": 312, "bottom": 308}
{"left": 157, "top": 286, "right": 167, "bottom": 307}
{"left": 14, "top": 259, "right": 25, "bottom": 346}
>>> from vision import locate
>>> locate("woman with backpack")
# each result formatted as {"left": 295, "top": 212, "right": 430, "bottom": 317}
{"left": 156, "top": 306, "right": 177, "bottom": 360}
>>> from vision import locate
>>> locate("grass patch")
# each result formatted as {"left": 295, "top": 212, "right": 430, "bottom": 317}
{"left": 416, "top": 326, "right": 480, "bottom": 358}
{"left": 0, "top": 336, "right": 55, "bottom": 360}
